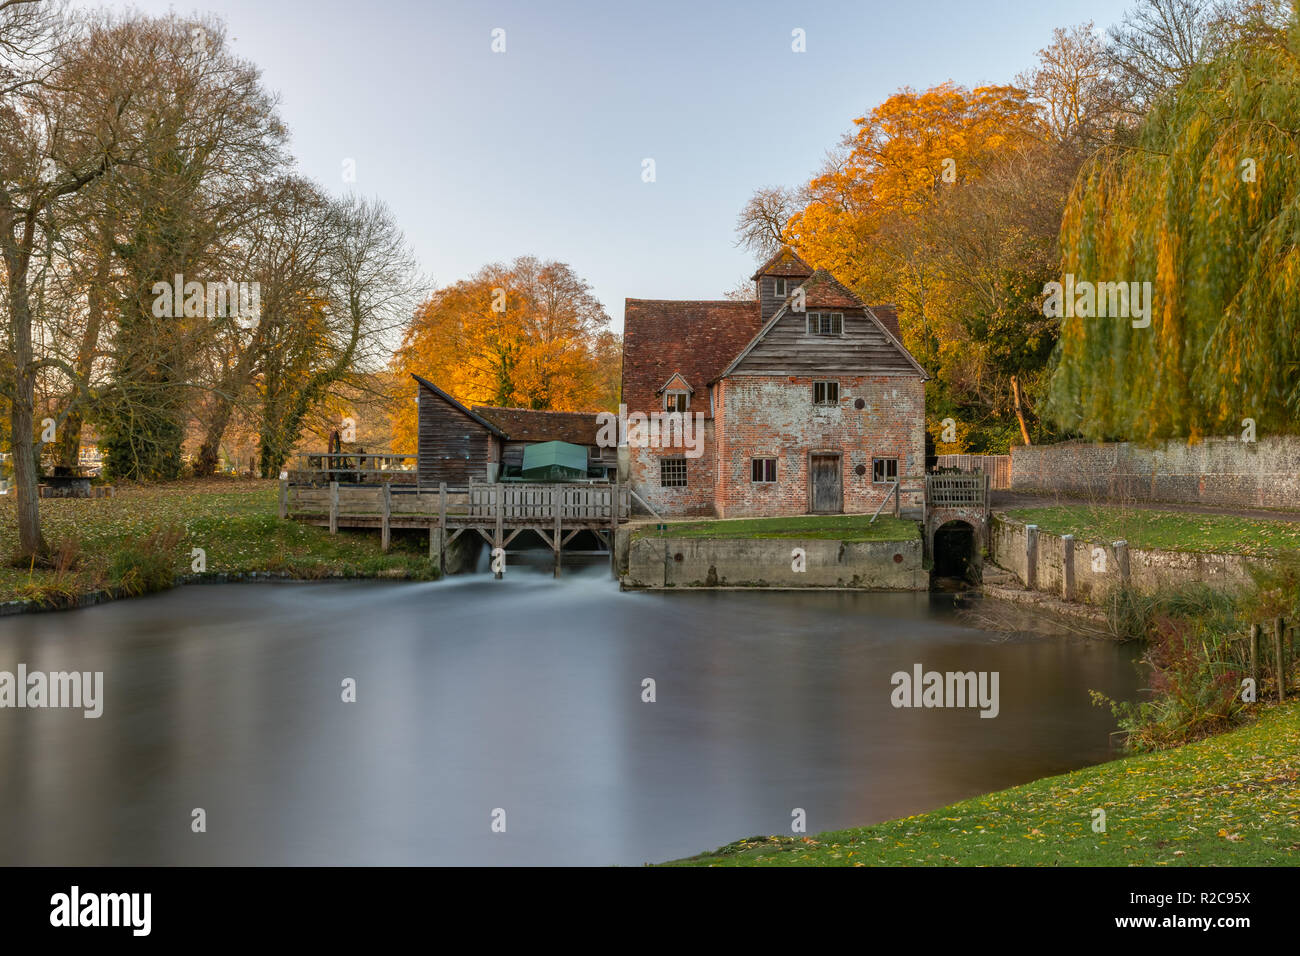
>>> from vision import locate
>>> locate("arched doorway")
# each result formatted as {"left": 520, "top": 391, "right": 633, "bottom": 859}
{"left": 932, "top": 520, "right": 978, "bottom": 582}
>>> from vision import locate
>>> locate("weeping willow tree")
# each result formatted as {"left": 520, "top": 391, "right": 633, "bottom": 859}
{"left": 1046, "top": 8, "right": 1300, "bottom": 441}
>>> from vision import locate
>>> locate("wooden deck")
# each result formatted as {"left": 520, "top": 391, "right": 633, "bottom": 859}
{"left": 281, "top": 476, "right": 629, "bottom": 578}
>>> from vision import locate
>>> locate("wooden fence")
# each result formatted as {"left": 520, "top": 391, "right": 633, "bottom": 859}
{"left": 467, "top": 480, "right": 629, "bottom": 522}
{"left": 925, "top": 473, "right": 989, "bottom": 508}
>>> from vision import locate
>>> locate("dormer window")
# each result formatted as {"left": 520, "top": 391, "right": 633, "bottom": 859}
{"left": 664, "top": 391, "right": 689, "bottom": 412}
{"left": 807, "top": 311, "right": 843, "bottom": 335}
{"left": 773, "top": 278, "right": 788, "bottom": 298}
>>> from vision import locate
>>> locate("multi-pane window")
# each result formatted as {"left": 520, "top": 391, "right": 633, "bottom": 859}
{"left": 773, "top": 278, "right": 788, "bottom": 297}
{"left": 664, "top": 391, "right": 688, "bottom": 412}
{"left": 660, "top": 457, "right": 687, "bottom": 487}
{"left": 751, "top": 458, "right": 777, "bottom": 483}
{"left": 806, "top": 311, "right": 843, "bottom": 335}
{"left": 872, "top": 457, "right": 898, "bottom": 483}
{"left": 813, "top": 380, "right": 839, "bottom": 406}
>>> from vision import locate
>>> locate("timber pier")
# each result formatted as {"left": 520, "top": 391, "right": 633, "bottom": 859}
{"left": 280, "top": 454, "right": 629, "bottom": 577}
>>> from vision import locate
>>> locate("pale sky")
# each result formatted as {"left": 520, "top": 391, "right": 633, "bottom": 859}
{"left": 99, "top": 0, "right": 1134, "bottom": 329}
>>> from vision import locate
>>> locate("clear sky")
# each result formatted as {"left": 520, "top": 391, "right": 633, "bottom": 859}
{"left": 101, "top": 0, "right": 1133, "bottom": 329}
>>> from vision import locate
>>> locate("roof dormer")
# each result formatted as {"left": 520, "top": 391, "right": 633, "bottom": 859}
{"left": 752, "top": 246, "right": 813, "bottom": 321}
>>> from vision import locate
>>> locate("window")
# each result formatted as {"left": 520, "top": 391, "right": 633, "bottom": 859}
{"left": 872, "top": 457, "right": 898, "bottom": 483}
{"left": 752, "top": 458, "right": 777, "bottom": 483}
{"left": 664, "top": 391, "right": 689, "bottom": 412}
{"left": 773, "top": 278, "right": 788, "bottom": 297}
{"left": 813, "top": 381, "right": 839, "bottom": 406}
{"left": 660, "top": 457, "right": 687, "bottom": 487}
{"left": 806, "top": 311, "right": 843, "bottom": 335}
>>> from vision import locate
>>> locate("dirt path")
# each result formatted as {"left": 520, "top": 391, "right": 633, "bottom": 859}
{"left": 991, "top": 491, "right": 1300, "bottom": 523}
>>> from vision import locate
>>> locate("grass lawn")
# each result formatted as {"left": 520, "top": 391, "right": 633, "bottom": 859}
{"left": 0, "top": 478, "right": 436, "bottom": 607}
{"left": 1005, "top": 506, "right": 1300, "bottom": 557}
{"left": 635, "top": 514, "right": 920, "bottom": 543}
{"left": 667, "top": 700, "right": 1300, "bottom": 866}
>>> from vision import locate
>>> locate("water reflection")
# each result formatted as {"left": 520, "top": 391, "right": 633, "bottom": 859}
{"left": 0, "top": 563, "right": 1139, "bottom": 865}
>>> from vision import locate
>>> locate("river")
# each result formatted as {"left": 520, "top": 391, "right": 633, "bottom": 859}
{"left": 0, "top": 563, "right": 1139, "bottom": 865}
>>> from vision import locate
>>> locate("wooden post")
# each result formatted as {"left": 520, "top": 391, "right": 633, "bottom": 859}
{"left": 278, "top": 478, "right": 288, "bottom": 520}
{"left": 610, "top": 475, "right": 620, "bottom": 578}
{"left": 438, "top": 481, "right": 447, "bottom": 575}
{"left": 1275, "top": 616, "right": 1286, "bottom": 703}
{"left": 553, "top": 486, "right": 562, "bottom": 578}
{"left": 1025, "top": 524, "right": 1038, "bottom": 591}
{"left": 494, "top": 483, "right": 504, "bottom": 580}
{"left": 381, "top": 483, "right": 392, "bottom": 552}
{"left": 1249, "top": 624, "right": 1259, "bottom": 697}
{"left": 1114, "top": 539, "right": 1130, "bottom": 586}
{"left": 329, "top": 481, "right": 339, "bottom": 535}
{"left": 1062, "top": 534, "right": 1076, "bottom": 602}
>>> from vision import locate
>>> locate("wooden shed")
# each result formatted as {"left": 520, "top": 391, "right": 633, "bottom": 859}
{"left": 412, "top": 374, "right": 506, "bottom": 486}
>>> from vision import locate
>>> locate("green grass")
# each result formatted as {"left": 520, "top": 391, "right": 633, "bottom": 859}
{"left": 667, "top": 700, "right": 1300, "bottom": 866}
{"left": 1005, "top": 506, "right": 1300, "bottom": 556}
{"left": 0, "top": 478, "right": 437, "bottom": 607}
{"left": 634, "top": 514, "right": 920, "bottom": 543}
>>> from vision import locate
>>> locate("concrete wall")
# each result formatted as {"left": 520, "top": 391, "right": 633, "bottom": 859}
{"left": 623, "top": 534, "right": 926, "bottom": 589}
{"left": 1011, "top": 436, "right": 1300, "bottom": 510}
{"left": 988, "top": 514, "right": 1258, "bottom": 604}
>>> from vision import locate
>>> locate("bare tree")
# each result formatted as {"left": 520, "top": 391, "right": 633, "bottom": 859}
{"left": 1017, "top": 22, "right": 1127, "bottom": 152}
{"left": 734, "top": 185, "right": 803, "bottom": 258}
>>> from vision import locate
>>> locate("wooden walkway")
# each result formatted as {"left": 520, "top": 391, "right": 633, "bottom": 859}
{"left": 280, "top": 476, "right": 629, "bottom": 578}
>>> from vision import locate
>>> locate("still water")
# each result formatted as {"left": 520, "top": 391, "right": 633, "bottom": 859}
{"left": 0, "top": 563, "right": 1140, "bottom": 865}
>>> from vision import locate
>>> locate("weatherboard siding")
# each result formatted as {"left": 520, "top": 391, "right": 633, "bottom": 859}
{"left": 731, "top": 309, "right": 918, "bottom": 375}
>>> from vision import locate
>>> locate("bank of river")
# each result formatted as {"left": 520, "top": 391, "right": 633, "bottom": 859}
{"left": 0, "top": 562, "right": 1140, "bottom": 865}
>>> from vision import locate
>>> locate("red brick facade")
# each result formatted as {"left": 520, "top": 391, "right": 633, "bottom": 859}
{"left": 622, "top": 248, "right": 929, "bottom": 519}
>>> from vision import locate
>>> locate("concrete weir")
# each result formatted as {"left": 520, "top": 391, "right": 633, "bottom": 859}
{"left": 621, "top": 535, "right": 927, "bottom": 590}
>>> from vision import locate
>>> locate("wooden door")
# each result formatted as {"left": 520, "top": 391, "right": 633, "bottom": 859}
{"left": 810, "top": 454, "right": 842, "bottom": 514}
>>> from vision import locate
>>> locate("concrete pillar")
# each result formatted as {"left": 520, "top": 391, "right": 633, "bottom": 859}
{"left": 1114, "top": 539, "right": 1130, "bottom": 586}
{"left": 1062, "top": 533, "right": 1076, "bottom": 602}
{"left": 1025, "top": 524, "right": 1038, "bottom": 591}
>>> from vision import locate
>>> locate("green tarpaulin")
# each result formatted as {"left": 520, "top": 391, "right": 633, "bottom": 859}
{"left": 520, "top": 441, "right": 589, "bottom": 481}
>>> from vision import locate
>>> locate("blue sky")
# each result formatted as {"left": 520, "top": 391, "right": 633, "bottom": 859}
{"left": 107, "top": 0, "right": 1132, "bottom": 329}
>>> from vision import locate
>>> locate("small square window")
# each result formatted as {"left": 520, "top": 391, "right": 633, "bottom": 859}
{"left": 813, "top": 381, "right": 839, "bottom": 406}
{"left": 872, "top": 457, "right": 898, "bottom": 483}
{"left": 660, "top": 457, "right": 687, "bottom": 487}
{"left": 751, "top": 458, "right": 777, "bottom": 483}
{"left": 807, "top": 312, "right": 843, "bottom": 335}
{"left": 773, "top": 278, "right": 788, "bottom": 297}
{"left": 664, "top": 391, "right": 688, "bottom": 412}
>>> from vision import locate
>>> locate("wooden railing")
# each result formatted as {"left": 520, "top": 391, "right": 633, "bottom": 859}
{"left": 934, "top": 454, "right": 1011, "bottom": 490}
{"left": 926, "top": 473, "right": 989, "bottom": 509}
{"left": 289, "top": 452, "right": 418, "bottom": 486}
{"left": 468, "top": 480, "right": 629, "bottom": 521}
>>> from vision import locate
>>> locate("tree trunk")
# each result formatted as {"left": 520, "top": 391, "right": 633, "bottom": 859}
{"left": 1011, "top": 375, "right": 1032, "bottom": 447}
{"left": 7, "top": 280, "right": 48, "bottom": 558}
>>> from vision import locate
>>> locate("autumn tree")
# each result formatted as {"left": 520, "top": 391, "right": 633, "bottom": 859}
{"left": 390, "top": 257, "right": 617, "bottom": 453}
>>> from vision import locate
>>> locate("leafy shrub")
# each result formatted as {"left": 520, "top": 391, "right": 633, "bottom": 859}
{"left": 109, "top": 524, "right": 184, "bottom": 596}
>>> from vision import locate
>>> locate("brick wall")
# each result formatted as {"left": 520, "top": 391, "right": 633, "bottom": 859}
{"left": 1011, "top": 436, "right": 1300, "bottom": 510}
{"left": 628, "top": 418, "right": 717, "bottom": 517}
{"left": 714, "top": 374, "right": 924, "bottom": 518}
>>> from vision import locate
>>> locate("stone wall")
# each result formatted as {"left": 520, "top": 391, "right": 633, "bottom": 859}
{"left": 623, "top": 534, "right": 926, "bottom": 589}
{"left": 1010, "top": 436, "right": 1300, "bottom": 510}
{"left": 988, "top": 514, "right": 1258, "bottom": 604}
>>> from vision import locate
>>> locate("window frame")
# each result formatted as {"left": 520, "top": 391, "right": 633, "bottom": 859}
{"left": 773, "top": 277, "right": 788, "bottom": 298}
{"left": 872, "top": 457, "right": 899, "bottom": 484}
{"left": 812, "top": 380, "right": 840, "bottom": 407}
{"left": 664, "top": 390, "right": 689, "bottom": 412}
{"left": 806, "top": 311, "right": 844, "bottom": 336}
{"left": 751, "top": 457, "right": 777, "bottom": 483}
{"left": 659, "top": 456, "right": 687, "bottom": 488}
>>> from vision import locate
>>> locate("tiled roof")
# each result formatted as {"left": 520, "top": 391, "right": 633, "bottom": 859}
{"left": 622, "top": 299, "right": 764, "bottom": 413}
{"left": 797, "top": 269, "right": 863, "bottom": 309}
{"left": 751, "top": 245, "right": 813, "bottom": 279}
{"left": 472, "top": 406, "right": 603, "bottom": 445}
{"left": 868, "top": 303, "right": 903, "bottom": 341}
